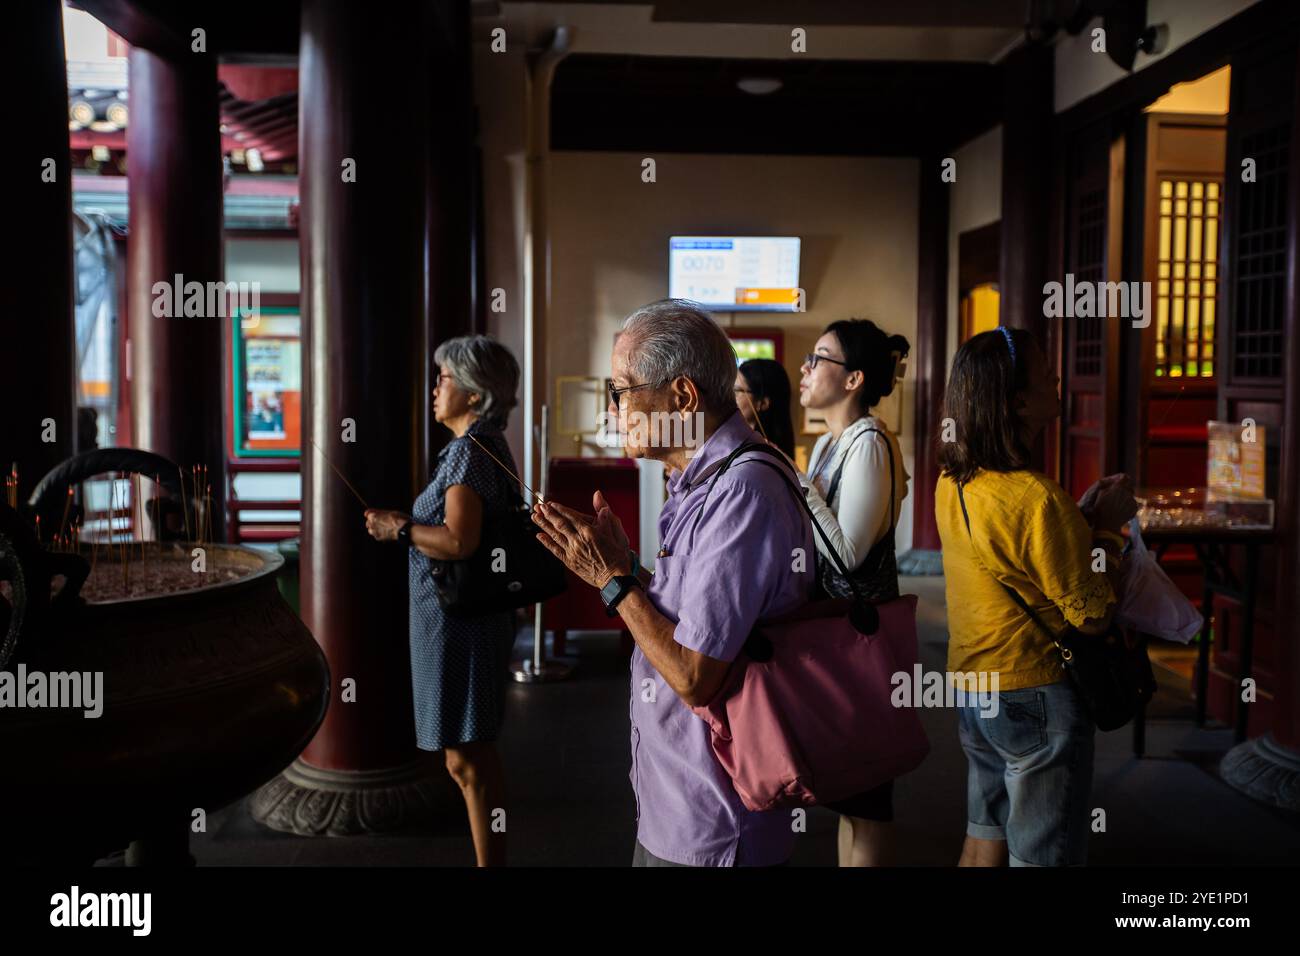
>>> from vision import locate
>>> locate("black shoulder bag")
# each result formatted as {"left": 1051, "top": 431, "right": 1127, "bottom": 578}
{"left": 956, "top": 482, "right": 1155, "bottom": 732}
{"left": 429, "top": 490, "right": 568, "bottom": 619}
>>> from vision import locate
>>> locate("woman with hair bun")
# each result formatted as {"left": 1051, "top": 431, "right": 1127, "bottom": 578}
{"left": 797, "top": 317, "right": 911, "bottom": 867}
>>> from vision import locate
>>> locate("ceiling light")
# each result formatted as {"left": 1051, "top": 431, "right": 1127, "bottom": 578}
{"left": 737, "top": 77, "right": 782, "bottom": 95}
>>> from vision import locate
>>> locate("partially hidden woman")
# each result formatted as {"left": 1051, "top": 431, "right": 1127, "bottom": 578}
{"left": 797, "top": 318, "right": 911, "bottom": 867}
{"left": 734, "top": 358, "right": 796, "bottom": 460}
{"left": 364, "top": 335, "right": 522, "bottom": 867}
{"left": 936, "top": 327, "right": 1136, "bottom": 867}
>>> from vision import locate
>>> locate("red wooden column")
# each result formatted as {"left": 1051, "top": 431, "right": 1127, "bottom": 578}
{"left": 421, "top": 0, "right": 476, "bottom": 483}
{"left": 906, "top": 156, "right": 950, "bottom": 559}
{"left": 5, "top": 2, "right": 75, "bottom": 497}
{"left": 999, "top": 43, "right": 1053, "bottom": 348}
{"left": 126, "top": 46, "right": 226, "bottom": 534}
{"left": 999, "top": 42, "right": 1054, "bottom": 475}
{"left": 250, "top": 0, "right": 450, "bottom": 835}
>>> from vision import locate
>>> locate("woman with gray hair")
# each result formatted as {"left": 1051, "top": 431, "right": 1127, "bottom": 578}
{"left": 365, "top": 334, "right": 521, "bottom": 867}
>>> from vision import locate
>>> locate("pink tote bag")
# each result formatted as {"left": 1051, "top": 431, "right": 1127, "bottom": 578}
{"left": 683, "top": 441, "right": 930, "bottom": 813}
{"left": 691, "top": 594, "right": 929, "bottom": 812}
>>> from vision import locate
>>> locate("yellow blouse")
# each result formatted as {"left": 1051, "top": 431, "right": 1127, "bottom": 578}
{"left": 935, "top": 470, "right": 1116, "bottom": 690}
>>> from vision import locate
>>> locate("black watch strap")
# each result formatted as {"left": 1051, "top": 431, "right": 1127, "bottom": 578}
{"left": 601, "top": 574, "right": 641, "bottom": 615}
{"left": 397, "top": 520, "right": 414, "bottom": 545}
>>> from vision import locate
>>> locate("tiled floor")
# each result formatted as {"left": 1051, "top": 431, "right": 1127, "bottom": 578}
{"left": 144, "top": 577, "right": 1299, "bottom": 867}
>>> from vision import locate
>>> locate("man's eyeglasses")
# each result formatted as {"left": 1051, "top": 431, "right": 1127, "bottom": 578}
{"left": 608, "top": 379, "right": 665, "bottom": 406}
{"left": 804, "top": 352, "right": 849, "bottom": 371}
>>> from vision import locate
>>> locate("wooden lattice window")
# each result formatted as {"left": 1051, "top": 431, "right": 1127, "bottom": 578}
{"left": 1073, "top": 187, "right": 1107, "bottom": 376}
{"left": 1232, "top": 123, "right": 1289, "bottom": 380}
{"left": 1155, "top": 178, "right": 1221, "bottom": 377}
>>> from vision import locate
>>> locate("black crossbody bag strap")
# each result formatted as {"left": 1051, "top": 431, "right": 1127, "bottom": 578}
{"left": 682, "top": 441, "right": 877, "bottom": 623}
{"left": 826, "top": 428, "right": 896, "bottom": 538}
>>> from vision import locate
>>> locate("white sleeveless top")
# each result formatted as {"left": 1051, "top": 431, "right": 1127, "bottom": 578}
{"left": 803, "top": 415, "right": 910, "bottom": 571}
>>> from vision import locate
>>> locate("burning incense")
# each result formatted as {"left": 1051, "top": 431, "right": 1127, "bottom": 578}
{"left": 58, "top": 486, "right": 73, "bottom": 543}
{"left": 467, "top": 433, "right": 543, "bottom": 505}
{"left": 133, "top": 473, "right": 143, "bottom": 560}
{"left": 178, "top": 465, "right": 192, "bottom": 541}
{"left": 307, "top": 438, "right": 370, "bottom": 510}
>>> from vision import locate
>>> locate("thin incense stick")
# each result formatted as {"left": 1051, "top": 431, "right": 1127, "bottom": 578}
{"left": 134, "top": 473, "right": 144, "bottom": 560}
{"left": 467, "top": 433, "right": 544, "bottom": 504}
{"left": 307, "top": 438, "right": 370, "bottom": 510}
{"left": 178, "top": 465, "right": 191, "bottom": 542}
{"left": 58, "top": 485, "right": 73, "bottom": 542}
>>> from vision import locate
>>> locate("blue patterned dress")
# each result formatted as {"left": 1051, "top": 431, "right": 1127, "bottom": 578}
{"left": 408, "top": 419, "right": 519, "bottom": 751}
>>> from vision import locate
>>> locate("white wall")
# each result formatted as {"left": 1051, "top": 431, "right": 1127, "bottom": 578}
{"left": 547, "top": 151, "right": 920, "bottom": 550}
{"left": 225, "top": 237, "right": 299, "bottom": 291}
{"left": 1054, "top": 0, "right": 1259, "bottom": 113}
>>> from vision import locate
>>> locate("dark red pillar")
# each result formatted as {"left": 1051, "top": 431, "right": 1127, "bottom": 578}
{"left": 125, "top": 47, "right": 226, "bottom": 535}
{"left": 4, "top": 2, "right": 75, "bottom": 499}
{"left": 999, "top": 43, "right": 1053, "bottom": 347}
{"left": 999, "top": 43, "right": 1054, "bottom": 474}
{"left": 421, "top": 0, "right": 476, "bottom": 484}
{"left": 908, "top": 156, "right": 950, "bottom": 556}
{"left": 1221, "top": 42, "right": 1300, "bottom": 811}
{"left": 251, "top": 0, "right": 450, "bottom": 835}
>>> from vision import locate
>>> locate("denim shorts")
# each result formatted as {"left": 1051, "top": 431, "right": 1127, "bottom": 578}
{"left": 956, "top": 681, "right": 1095, "bottom": 866}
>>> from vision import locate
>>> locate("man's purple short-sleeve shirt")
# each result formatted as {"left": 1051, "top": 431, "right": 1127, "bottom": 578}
{"left": 629, "top": 410, "right": 815, "bottom": 866}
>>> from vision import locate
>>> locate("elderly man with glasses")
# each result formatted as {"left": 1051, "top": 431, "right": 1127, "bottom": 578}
{"left": 533, "top": 298, "right": 816, "bottom": 867}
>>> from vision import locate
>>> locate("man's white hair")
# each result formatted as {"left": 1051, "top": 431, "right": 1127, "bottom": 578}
{"left": 619, "top": 299, "right": 738, "bottom": 414}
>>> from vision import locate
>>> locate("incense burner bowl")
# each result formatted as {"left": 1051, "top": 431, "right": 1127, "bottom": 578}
{"left": 0, "top": 540, "right": 329, "bottom": 865}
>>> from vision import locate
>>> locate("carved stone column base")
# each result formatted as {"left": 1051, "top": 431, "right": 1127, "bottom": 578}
{"left": 1220, "top": 734, "right": 1300, "bottom": 813}
{"left": 250, "top": 757, "right": 459, "bottom": 836}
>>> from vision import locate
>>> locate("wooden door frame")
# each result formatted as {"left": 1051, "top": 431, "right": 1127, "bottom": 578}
{"left": 1052, "top": 1, "right": 1299, "bottom": 489}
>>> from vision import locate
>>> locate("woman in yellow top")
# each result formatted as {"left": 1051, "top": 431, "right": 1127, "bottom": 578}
{"left": 935, "top": 327, "right": 1136, "bottom": 867}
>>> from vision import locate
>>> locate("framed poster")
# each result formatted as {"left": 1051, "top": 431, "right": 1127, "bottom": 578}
{"left": 232, "top": 307, "right": 301, "bottom": 457}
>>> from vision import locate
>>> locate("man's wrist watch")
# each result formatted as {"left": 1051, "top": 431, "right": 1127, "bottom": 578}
{"left": 397, "top": 520, "right": 414, "bottom": 546}
{"left": 600, "top": 570, "right": 642, "bottom": 616}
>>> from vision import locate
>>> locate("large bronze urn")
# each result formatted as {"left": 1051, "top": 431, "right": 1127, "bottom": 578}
{"left": 0, "top": 450, "right": 329, "bottom": 865}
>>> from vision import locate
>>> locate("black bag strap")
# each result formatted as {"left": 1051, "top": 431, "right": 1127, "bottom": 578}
{"left": 955, "top": 480, "right": 1065, "bottom": 651}
{"left": 826, "top": 427, "right": 896, "bottom": 538}
{"left": 687, "top": 442, "right": 865, "bottom": 600}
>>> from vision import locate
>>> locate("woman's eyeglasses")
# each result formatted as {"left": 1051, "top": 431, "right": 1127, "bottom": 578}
{"left": 804, "top": 352, "right": 849, "bottom": 371}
